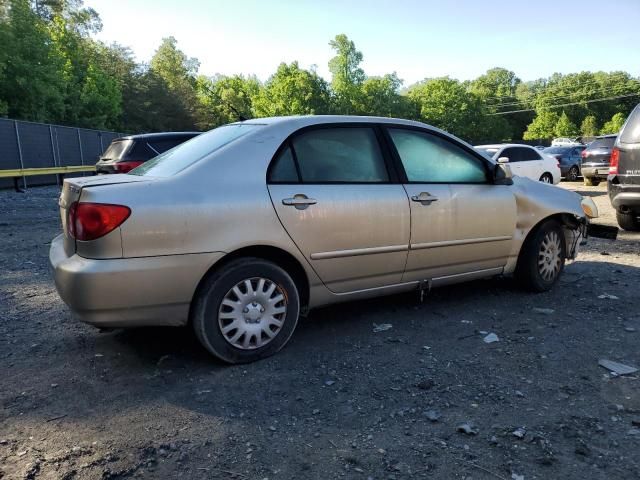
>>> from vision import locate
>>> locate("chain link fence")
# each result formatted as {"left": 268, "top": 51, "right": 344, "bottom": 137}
{"left": 0, "top": 117, "right": 126, "bottom": 189}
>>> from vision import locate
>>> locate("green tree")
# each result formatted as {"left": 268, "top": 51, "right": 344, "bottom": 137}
{"left": 0, "top": 0, "right": 65, "bottom": 121}
{"left": 78, "top": 62, "right": 121, "bottom": 129}
{"left": 554, "top": 111, "right": 578, "bottom": 137}
{"left": 600, "top": 112, "right": 626, "bottom": 134}
{"left": 196, "top": 74, "right": 260, "bottom": 130}
{"left": 150, "top": 36, "right": 200, "bottom": 129}
{"left": 253, "top": 62, "right": 330, "bottom": 117}
{"left": 328, "top": 34, "right": 364, "bottom": 113}
{"left": 523, "top": 111, "right": 560, "bottom": 140}
{"left": 355, "top": 73, "right": 408, "bottom": 118}
{"left": 407, "top": 77, "right": 483, "bottom": 142}
{"left": 580, "top": 115, "right": 598, "bottom": 137}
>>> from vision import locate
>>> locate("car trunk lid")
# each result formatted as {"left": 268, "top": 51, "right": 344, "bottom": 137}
{"left": 59, "top": 175, "right": 149, "bottom": 256}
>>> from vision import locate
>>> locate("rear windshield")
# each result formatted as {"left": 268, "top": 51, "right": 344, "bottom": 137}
{"left": 587, "top": 137, "right": 616, "bottom": 150}
{"left": 543, "top": 147, "right": 569, "bottom": 154}
{"left": 101, "top": 139, "right": 132, "bottom": 160}
{"left": 130, "top": 125, "right": 261, "bottom": 177}
{"left": 620, "top": 106, "right": 640, "bottom": 144}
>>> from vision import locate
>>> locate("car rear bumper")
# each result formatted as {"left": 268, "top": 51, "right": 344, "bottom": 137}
{"left": 49, "top": 234, "right": 225, "bottom": 327}
{"left": 581, "top": 165, "right": 608, "bottom": 179}
{"left": 608, "top": 181, "right": 640, "bottom": 212}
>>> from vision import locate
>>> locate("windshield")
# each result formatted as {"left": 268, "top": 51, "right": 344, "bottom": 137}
{"left": 130, "top": 124, "right": 261, "bottom": 177}
{"left": 101, "top": 139, "right": 132, "bottom": 161}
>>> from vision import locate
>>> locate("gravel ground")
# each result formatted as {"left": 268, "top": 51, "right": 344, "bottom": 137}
{"left": 1, "top": 182, "right": 640, "bottom": 480}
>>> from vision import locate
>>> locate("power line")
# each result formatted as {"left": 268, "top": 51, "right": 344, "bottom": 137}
{"left": 485, "top": 92, "right": 640, "bottom": 116}
{"left": 482, "top": 78, "right": 640, "bottom": 104}
{"left": 486, "top": 85, "right": 640, "bottom": 109}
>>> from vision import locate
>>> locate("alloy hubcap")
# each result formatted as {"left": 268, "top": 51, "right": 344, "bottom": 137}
{"left": 538, "top": 231, "right": 562, "bottom": 281}
{"left": 218, "top": 277, "right": 287, "bottom": 350}
{"left": 542, "top": 175, "right": 551, "bottom": 183}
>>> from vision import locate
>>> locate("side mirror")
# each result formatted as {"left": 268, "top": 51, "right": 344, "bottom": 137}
{"left": 494, "top": 163, "right": 513, "bottom": 185}
{"left": 497, "top": 156, "right": 510, "bottom": 164}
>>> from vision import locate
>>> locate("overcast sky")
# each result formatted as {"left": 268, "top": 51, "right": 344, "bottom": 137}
{"left": 86, "top": 0, "right": 640, "bottom": 86}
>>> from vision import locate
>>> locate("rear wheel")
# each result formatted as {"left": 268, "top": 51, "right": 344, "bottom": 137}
{"left": 539, "top": 173, "right": 553, "bottom": 184}
{"left": 516, "top": 220, "right": 566, "bottom": 292}
{"left": 583, "top": 177, "right": 600, "bottom": 186}
{"left": 566, "top": 165, "right": 579, "bottom": 182}
{"left": 616, "top": 211, "right": 640, "bottom": 231}
{"left": 192, "top": 258, "right": 300, "bottom": 364}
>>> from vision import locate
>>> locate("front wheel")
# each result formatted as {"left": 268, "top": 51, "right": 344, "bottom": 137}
{"left": 539, "top": 173, "right": 553, "bottom": 184}
{"left": 516, "top": 220, "right": 566, "bottom": 292}
{"left": 192, "top": 258, "right": 300, "bottom": 363}
{"left": 566, "top": 165, "right": 579, "bottom": 182}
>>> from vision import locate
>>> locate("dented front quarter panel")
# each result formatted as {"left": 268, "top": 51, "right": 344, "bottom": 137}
{"left": 504, "top": 177, "right": 587, "bottom": 273}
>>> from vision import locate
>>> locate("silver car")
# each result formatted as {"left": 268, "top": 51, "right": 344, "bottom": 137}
{"left": 50, "top": 116, "right": 599, "bottom": 363}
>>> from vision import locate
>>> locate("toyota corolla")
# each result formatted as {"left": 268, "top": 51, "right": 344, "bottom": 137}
{"left": 50, "top": 116, "right": 599, "bottom": 363}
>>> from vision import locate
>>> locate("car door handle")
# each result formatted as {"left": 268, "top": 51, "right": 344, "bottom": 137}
{"left": 282, "top": 195, "right": 317, "bottom": 210}
{"left": 411, "top": 192, "right": 438, "bottom": 205}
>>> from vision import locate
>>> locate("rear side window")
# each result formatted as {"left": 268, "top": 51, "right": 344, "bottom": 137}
{"left": 131, "top": 124, "right": 260, "bottom": 177}
{"left": 269, "top": 146, "right": 299, "bottom": 183}
{"left": 389, "top": 129, "right": 487, "bottom": 183}
{"left": 148, "top": 138, "right": 192, "bottom": 154}
{"left": 290, "top": 128, "right": 389, "bottom": 183}
{"left": 620, "top": 106, "right": 640, "bottom": 144}
{"left": 126, "top": 141, "right": 156, "bottom": 161}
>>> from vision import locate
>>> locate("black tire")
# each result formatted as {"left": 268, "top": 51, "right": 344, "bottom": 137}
{"left": 539, "top": 173, "right": 553, "bottom": 184}
{"left": 192, "top": 257, "right": 300, "bottom": 364}
{"left": 616, "top": 211, "right": 640, "bottom": 231}
{"left": 583, "top": 177, "right": 599, "bottom": 186}
{"left": 566, "top": 165, "right": 579, "bottom": 182}
{"left": 515, "top": 220, "right": 566, "bottom": 292}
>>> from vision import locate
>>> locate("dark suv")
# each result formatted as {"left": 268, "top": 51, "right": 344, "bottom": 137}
{"left": 608, "top": 104, "right": 640, "bottom": 231}
{"left": 96, "top": 132, "right": 200, "bottom": 174}
{"left": 581, "top": 134, "right": 617, "bottom": 186}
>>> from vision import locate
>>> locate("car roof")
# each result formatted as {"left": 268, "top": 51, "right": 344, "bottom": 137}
{"left": 475, "top": 143, "right": 536, "bottom": 149}
{"left": 116, "top": 132, "right": 201, "bottom": 141}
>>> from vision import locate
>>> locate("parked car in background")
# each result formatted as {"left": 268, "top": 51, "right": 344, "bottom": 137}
{"left": 608, "top": 104, "right": 640, "bottom": 231}
{"left": 50, "top": 115, "right": 598, "bottom": 363}
{"left": 543, "top": 145, "right": 586, "bottom": 181}
{"left": 96, "top": 132, "right": 200, "bottom": 174}
{"left": 552, "top": 137, "right": 582, "bottom": 147}
{"left": 581, "top": 134, "right": 617, "bottom": 186}
{"left": 475, "top": 144, "right": 561, "bottom": 184}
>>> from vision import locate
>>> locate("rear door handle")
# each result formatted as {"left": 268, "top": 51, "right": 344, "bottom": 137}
{"left": 411, "top": 192, "right": 438, "bottom": 205}
{"left": 282, "top": 195, "right": 317, "bottom": 210}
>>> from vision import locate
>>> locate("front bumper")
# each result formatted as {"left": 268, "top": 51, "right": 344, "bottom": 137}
{"left": 50, "top": 234, "right": 225, "bottom": 327}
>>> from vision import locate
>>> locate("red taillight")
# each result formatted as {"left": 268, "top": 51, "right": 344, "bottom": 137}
{"left": 609, "top": 147, "right": 619, "bottom": 174}
{"left": 68, "top": 202, "right": 131, "bottom": 241}
{"left": 114, "top": 161, "right": 143, "bottom": 173}
{"left": 554, "top": 155, "right": 561, "bottom": 167}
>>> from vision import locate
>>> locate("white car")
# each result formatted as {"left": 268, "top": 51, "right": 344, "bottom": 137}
{"left": 552, "top": 137, "right": 582, "bottom": 147}
{"left": 475, "top": 144, "right": 561, "bottom": 184}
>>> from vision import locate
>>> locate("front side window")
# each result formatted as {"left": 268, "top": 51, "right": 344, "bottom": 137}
{"left": 290, "top": 128, "right": 388, "bottom": 183}
{"left": 389, "top": 129, "right": 487, "bottom": 183}
{"left": 519, "top": 147, "right": 542, "bottom": 161}
{"left": 500, "top": 148, "right": 519, "bottom": 162}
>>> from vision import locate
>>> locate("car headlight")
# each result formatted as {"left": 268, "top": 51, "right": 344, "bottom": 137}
{"left": 581, "top": 197, "right": 598, "bottom": 219}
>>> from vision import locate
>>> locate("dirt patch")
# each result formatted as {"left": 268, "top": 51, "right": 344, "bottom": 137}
{"left": 1, "top": 183, "right": 639, "bottom": 479}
